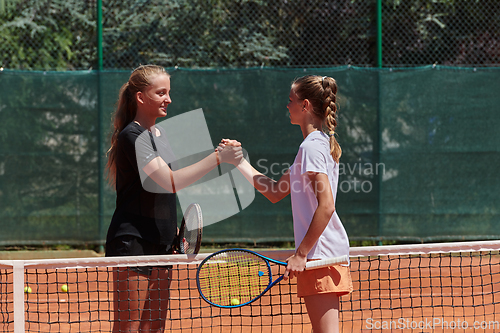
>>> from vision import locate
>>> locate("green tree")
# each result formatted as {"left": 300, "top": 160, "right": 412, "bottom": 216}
{"left": 382, "top": 0, "right": 500, "bottom": 66}
{"left": 0, "top": 0, "right": 95, "bottom": 70}
{"left": 101, "top": 0, "right": 288, "bottom": 69}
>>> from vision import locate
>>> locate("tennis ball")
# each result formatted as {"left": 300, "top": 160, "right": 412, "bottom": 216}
{"left": 230, "top": 298, "right": 240, "bottom": 306}
{"left": 24, "top": 286, "right": 32, "bottom": 294}
{"left": 61, "top": 284, "right": 68, "bottom": 293}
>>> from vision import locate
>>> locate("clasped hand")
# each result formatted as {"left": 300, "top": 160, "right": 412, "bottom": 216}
{"left": 217, "top": 139, "right": 244, "bottom": 166}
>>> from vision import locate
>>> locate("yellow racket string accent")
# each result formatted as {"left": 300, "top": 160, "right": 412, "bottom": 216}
{"left": 197, "top": 251, "right": 270, "bottom": 306}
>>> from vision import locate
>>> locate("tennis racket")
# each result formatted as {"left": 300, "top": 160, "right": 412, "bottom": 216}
{"left": 176, "top": 203, "right": 203, "bottom": 254}
{"left": 196, "top": 248, "right": 348, "bottom": 308}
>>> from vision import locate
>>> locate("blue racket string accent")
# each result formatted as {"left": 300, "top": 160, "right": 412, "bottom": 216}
{"left": 196, "top": 249, "right": 271, "bottom": 307}
{"left": 196, "top": 249, "right": 278, "bottom": 308}
{"left": 196, "top": 248, "right": 349, "bottom": 308}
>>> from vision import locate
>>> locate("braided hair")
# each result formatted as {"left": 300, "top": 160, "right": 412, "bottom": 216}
{"left": 292, "top": 75, "right": 341, "bottom": 163}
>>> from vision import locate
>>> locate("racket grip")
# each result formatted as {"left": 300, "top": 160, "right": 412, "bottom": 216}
{"left": 305, "top": 255, "right": 349, "bottom": 270}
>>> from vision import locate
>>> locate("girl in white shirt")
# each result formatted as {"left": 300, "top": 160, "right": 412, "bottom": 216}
{"left": 221, "top": 75, "right": 352, "bottom": 333}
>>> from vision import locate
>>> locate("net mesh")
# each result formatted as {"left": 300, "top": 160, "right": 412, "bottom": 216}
{"left": 1, "top": 243, "right": 500, "bottom": 332}
{"left": 344, "top": 242, "right": 500, "bottom": 332}
{"left": 0, "top": 251, "right": 310, "bottom": 333}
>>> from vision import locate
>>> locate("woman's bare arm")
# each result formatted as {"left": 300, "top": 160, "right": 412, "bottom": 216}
{"left": 142, "top": 145, "right": 242, "bottom": 193}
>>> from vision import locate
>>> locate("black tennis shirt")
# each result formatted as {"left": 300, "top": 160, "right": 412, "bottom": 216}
{"left": 106, "top": 122, "right": 177, "bottom": 246}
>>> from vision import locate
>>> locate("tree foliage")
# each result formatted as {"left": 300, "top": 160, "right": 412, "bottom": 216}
{"left": 382, "top": 0, "right": 500, "bottom": 66}
{"left": 1, "top": 0, "right": 498, "bottom": 70}
{"left": 0, "top": 0, "right": 95, "bottom": 70}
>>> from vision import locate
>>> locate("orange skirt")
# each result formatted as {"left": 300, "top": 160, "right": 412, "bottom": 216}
{"left": 297, "top": 264, "right": 353, "bottom": 298}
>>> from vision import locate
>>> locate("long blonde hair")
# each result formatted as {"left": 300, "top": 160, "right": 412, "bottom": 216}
{"left": 292, "top": 75, "right": 341, "bottom": 163}
{"left": 105, "top": 65, "right": 169, "bottom": 186}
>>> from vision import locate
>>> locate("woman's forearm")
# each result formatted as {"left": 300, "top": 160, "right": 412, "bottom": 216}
{"left": 147, "top": 152, "right": 219, "bottom": 193}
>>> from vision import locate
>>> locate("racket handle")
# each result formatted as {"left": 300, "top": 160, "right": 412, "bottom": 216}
{"left": 305, "top": 255, "right": 349, "bottom": 270}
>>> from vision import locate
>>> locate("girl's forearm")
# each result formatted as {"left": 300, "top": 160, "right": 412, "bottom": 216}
{"left": 236, "top": 159, "right": 290, "bottom": 203}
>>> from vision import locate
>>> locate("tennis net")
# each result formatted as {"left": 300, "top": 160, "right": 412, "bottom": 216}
{"left": 345, "top": 240, "right": 500, "bottom": 332}
{"left": 1, "top": 241, "right": 500, "bottom": 332}
{"left": 0, "top": 250, "right": 309, "bottom": 333}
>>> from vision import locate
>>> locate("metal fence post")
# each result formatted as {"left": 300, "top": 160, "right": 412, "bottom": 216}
{"left": 376, "top": 0, "right": 383, "bottom": 245}
{"left": 97, "top": 0, "right": 105, "bottom": 252}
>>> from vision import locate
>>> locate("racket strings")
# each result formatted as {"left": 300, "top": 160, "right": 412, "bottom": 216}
{"left": 198, "top": 251, "right": 271, "bottom": 306}
{"left": 180, "top": 204, "right": 202, "bottom": 254}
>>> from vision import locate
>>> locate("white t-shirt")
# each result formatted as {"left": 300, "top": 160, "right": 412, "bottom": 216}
{"left": 289, "top": 131, "right": 349, "bottom": 260}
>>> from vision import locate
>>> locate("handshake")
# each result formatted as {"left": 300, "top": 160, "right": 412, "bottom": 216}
{"left": 216, "top": 138, "right": 244, "bottom": 166}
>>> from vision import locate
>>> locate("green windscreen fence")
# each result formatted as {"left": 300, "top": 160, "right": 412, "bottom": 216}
{"left": 0, "top": 67, "right": 499, "bottom": 246}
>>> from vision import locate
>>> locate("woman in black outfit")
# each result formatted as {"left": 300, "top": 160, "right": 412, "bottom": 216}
{"left": 105, "top": 64, "right": 241, "bottom": 332}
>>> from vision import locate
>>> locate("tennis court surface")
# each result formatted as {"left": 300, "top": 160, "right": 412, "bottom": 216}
{"left": 1, "top": 240, "right": 499, "bottom": 332}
